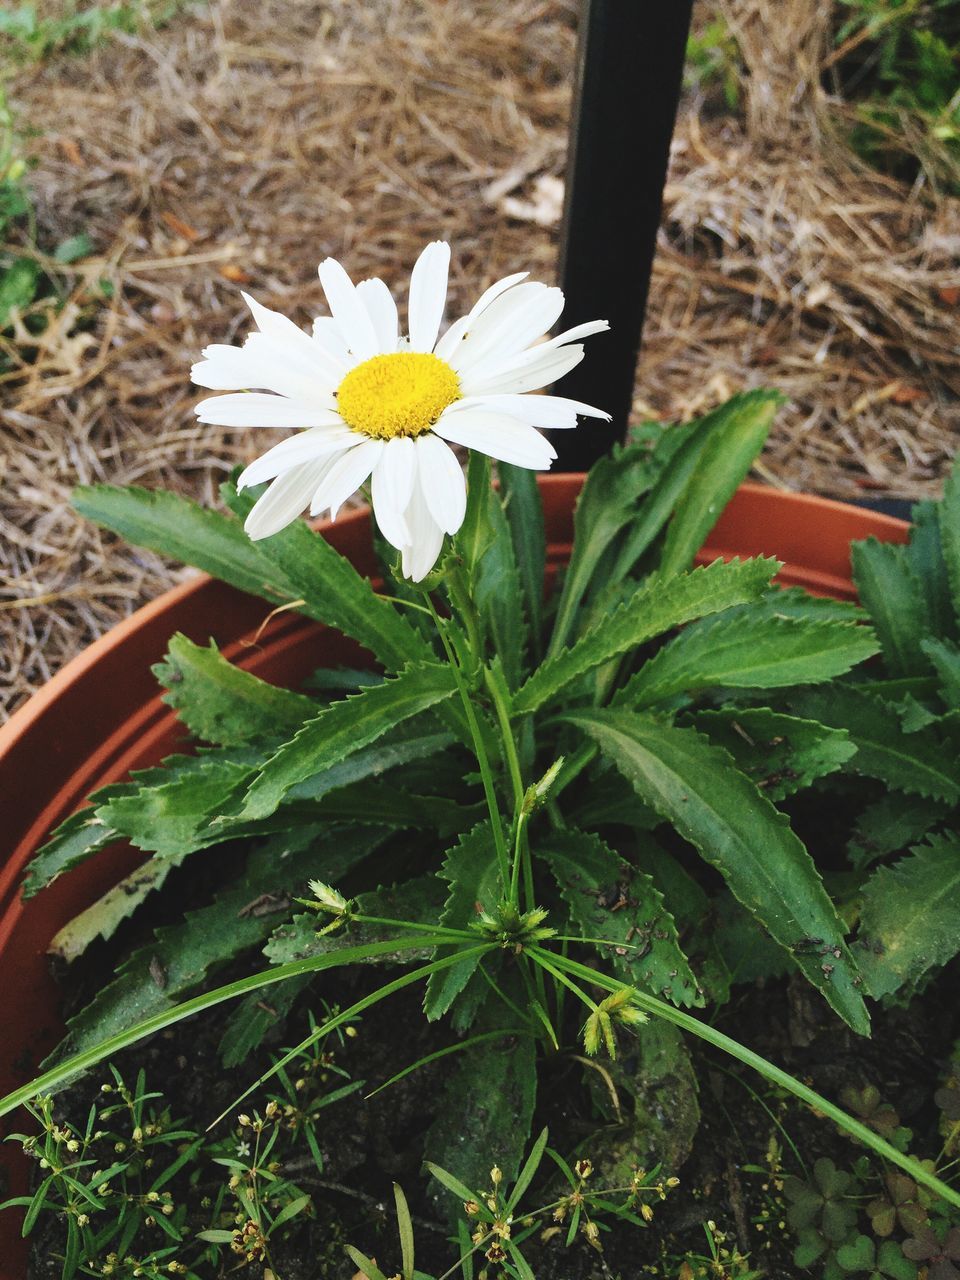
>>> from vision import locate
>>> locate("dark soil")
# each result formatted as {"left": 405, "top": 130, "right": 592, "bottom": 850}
{"left": 21, "top": 911, "right": 960, "bottom": 1280}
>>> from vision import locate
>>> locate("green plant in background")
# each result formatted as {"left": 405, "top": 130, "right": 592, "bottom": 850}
{"left": 832, "top": 0, "right": 960, "bottom": 193}
{"left": 685, "top": 15, "right": 743, "bottom": 111}
{"left": 0, "top": 1, "right": 195, "bottom": 63}
{"left": 1, "top": 1026, "right": 357, "bottom": 1280}
{"left": 347, "top": 1131, "right": 681, "bottom": 1280}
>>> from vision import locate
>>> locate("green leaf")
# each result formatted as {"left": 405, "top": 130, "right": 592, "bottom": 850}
{"left": 549, "top": 435, "right": 672, "bottom": 655}
{"left": 659, "top": 390, "right": 783, "bottom": 578}
{"left": 619, "top": 612, "right": 879, "bottom": 708}
{"left": 153, "top": 634, "right": 316, "bottom": 745}
{"left": 538, "top": 828, "right": 700, "bottom": 1006}
{"left": 851, "top": 539, "right": 930, "bottom": 677}
{"left": 265, "top": 876, "right": 447, "bottom": 968}
{"left": 22, "top": 783, "right": 134, "bottom": 897}
{"left": 0, "top": 256, "right": 39, "bottom": 326}
{"left": 515, "top": 557, "right": 777, "bottom": 714}
{"left": 921, "top": 636, "right": 960, "bottom": 707}
{"left": 50, "top": 826, "right": 385, "bottom": 1061}
{"left": 938, "top": 456, "right": 960, "bottom": 631}
{"left": 792, "top": 686, "right": 960, "bottom": 802}
{"left": 424, "top": 821, "right": 501, "bottom": 1021}
{"left": 424, "top": 998, "right": 537, "bottom": 1212}
{"left": 847, "top": 791, "right": 947, "bottom": 869}
{"left": 47, "top": 853, "right": 190, "bottom": 963}
{"left": 499, "top": 463, "right": 546, "bottom": 663}
{"left": 240, "top": 663, "right": 456, "bottom": 820}
{"left": 223, "top": 478, "right": 433, "bottom": 672}
{"left": 691, "top": 709, "right": 857, "bottom": 800}
{"left": 218, "top": 974, "right": 311, "bottom": 1068}
{"left": 585, "top": 1019, "right": 700, "bottom": 1177}
{"left": 73, "top": 484, "right": 300, "bottom": 610}
{"left": 54, "top": 233, "right": 94, "bottom": 263}
{"left": 905, "top": 499, "right": 955, "bottom": 641}
{"left": 463, "top": 475, "right": 526, "bottom": 689}
{"left": 855, "top": 835, "right": 960, "bottom": 1000}
{"left": 97, "top": 748, "right": 259, "bottom": 857}
{"left": 563, "top": 709, "right": 870, "bottom": 1034}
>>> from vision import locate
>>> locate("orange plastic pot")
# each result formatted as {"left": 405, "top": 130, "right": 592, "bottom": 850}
{"left": 0, "top": 477, "right": 908, "bottom": 1272}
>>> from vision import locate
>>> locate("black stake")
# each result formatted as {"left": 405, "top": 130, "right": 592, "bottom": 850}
{"left": 552, "top": 0, "right": 694, "bottom": 470}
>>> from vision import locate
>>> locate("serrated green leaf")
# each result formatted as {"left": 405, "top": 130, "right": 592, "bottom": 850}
{"left": 48, "top": 854, "right": 190, "bottom": 963}
{"left": 240, "top": 663, "right": 456, "bottom": 820}
{"left": 499, "top": 463, "right": 546, "bottom": 663}
{"left": 906, "top": 499, "right": 956, "bottom": 641}
{"left": 97, "top": 748, "right": 259, "bottom": 857}
{"left": 939, "top": 457, "right": 960, "bottom": 631}
{"left": 563, "top": 708, "right": 870, "bottom": 1034}
{"left": 72, "top": 484, "right": 300, "bottom": 609}
{"left": 265, "top": 875, "right": 447, "bottom": 968}
{"left": 851, "top": 539, "right": 930, "bottom": 677}
{"left": 792, "top": 686, "right": 960, "bottom": 802}
{"left": 424, "top": 998, "right": 536, "bottom": 1213}
{"left": 659, "top": 390, "right": 783, "bottom": 578}
{"left": 153, "top": 634, "right": 316, "bottom": 745}
{"left": 423, "top": 820, "right": 501, "bottom": 1021}
{"left": 223, "top": 479, "right": 434, "bottom": 672}
{"left": 846, "top": 791, "right": 947, "bottom": 870}
{"left": 921, "top": 636, "right": 960, "bottom": 707}
{"left": 50, "top": 826, "right": 385, "bottom": 1061}
{"left": 516, "top": 557, "right": 777, "bottom": 714}
{"left": 22, "top": 784, "right": 132, "bottom": 897}
{"left": 619, "top": 612, "right": 878, "bottom": 709}
{"left": 549, "top": 434, "right": 676, "bottom": 656}
{"left": 218, "top": 974, "right": 311, "bottom": 1069}
{"left": 538, "top": 828, "right": 700, "bottom": 1006}
{"left": 855, "top": 835, "right": 960, "bottom": 999}
{"left": 457, "top": 470, "right": 525, "bottom": 689}
{"left": 691, "top": 709, "right": 857, "bottom": 800}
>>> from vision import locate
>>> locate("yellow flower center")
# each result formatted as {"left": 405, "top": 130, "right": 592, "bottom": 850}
{"left": 336, "top": 351, "right": 461, "bottom": 440}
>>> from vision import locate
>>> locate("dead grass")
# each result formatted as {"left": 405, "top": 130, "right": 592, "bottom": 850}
{"left": 2, "top": 0, "right": 959, "bottom": 717}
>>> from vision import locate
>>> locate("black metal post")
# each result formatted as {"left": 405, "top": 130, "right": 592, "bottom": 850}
{"left": 553, "top": 0, "right": 694, "bottom": 470}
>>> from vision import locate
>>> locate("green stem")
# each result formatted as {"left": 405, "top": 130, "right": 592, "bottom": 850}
{"left": 350, "top": 915, "right": 475, "bottom": 940}
{"left": 425, "top": 593, "right": 510, "bottom": 891}
{"left": 483, "top": 664, "right": 525, "bottom": 815}
{"left": 532, "top": 947, "right": 960, "bottom": 1211}
{"left": 0, "top": 937, "right": 489, "bottom": 1122}
{"left": 528, "top": 949, "right": 599, "bottom": 1015}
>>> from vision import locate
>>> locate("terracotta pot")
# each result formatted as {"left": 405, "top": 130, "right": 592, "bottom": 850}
{"left": 0, "top": 476, "right": 908, "bottom": 1269}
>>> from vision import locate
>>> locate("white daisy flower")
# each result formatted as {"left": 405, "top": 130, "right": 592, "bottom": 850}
{"left": 193, "top": 241, "right": 610, "bottom": 581}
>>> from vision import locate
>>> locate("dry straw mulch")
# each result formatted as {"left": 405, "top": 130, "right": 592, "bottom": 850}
{"left": 2, "top": 0, "right": 959, "bottom": 718}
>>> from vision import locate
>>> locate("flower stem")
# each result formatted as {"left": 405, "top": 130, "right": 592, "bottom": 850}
{"left": 424, "top": 592, "right": 511, "bottom": 892}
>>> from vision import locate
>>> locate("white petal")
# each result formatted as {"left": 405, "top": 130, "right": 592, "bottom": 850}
{"left": 193, "top": 333, "right": 339, "bottom": 402}
{"left": 317, "top": 258, "right": 380, "bottom": 359}
{"left": 356, "top": 278, "right": 400, "bottom": 353}
{"left": 450, "top": 393, "right": 611, "bottom": 429}
{"left": 310, "top": 438, "right": 383, "bottom": 519}
{"left": 432, "top": 314, "right": 471, "bottom": 363}
{"left": 244, "top": 458, "right": 332, "bottom": 540}
{"left": 407, "top": 240, "right": 450, "bottom": 352}
{"left": 237, "top": 426, "right": 358, "bottom": 489}
{"left": 450, "top": 285, "right": 565, "bottom": 376}
{"left": 371, "top": 436, "right": 416, "bottom": 549}
{"left": 311, "top": 316, "right": 353, "bottom": 364}
{"left": 445, "top": 282, "right": 544, "bottom": 371}
{"left": 460, "top": 344, "right": 585, "bottom": 397}
{"left": 195, "top": 393, "right": 346, "bottom": 428}
{"left": 541, "top": 319, "right": 610, "bottom": 348}
{"left": 417, "top": 434, "right": 467, "bottom": 535}
{"left": 432, "top": 409, "right": 556, "bottom": 470}
{"left": 461, "top": 270, "right": 529, "bottom": 326}
{"left": 401, "top": 472, "right": 445, "bottom": 582}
